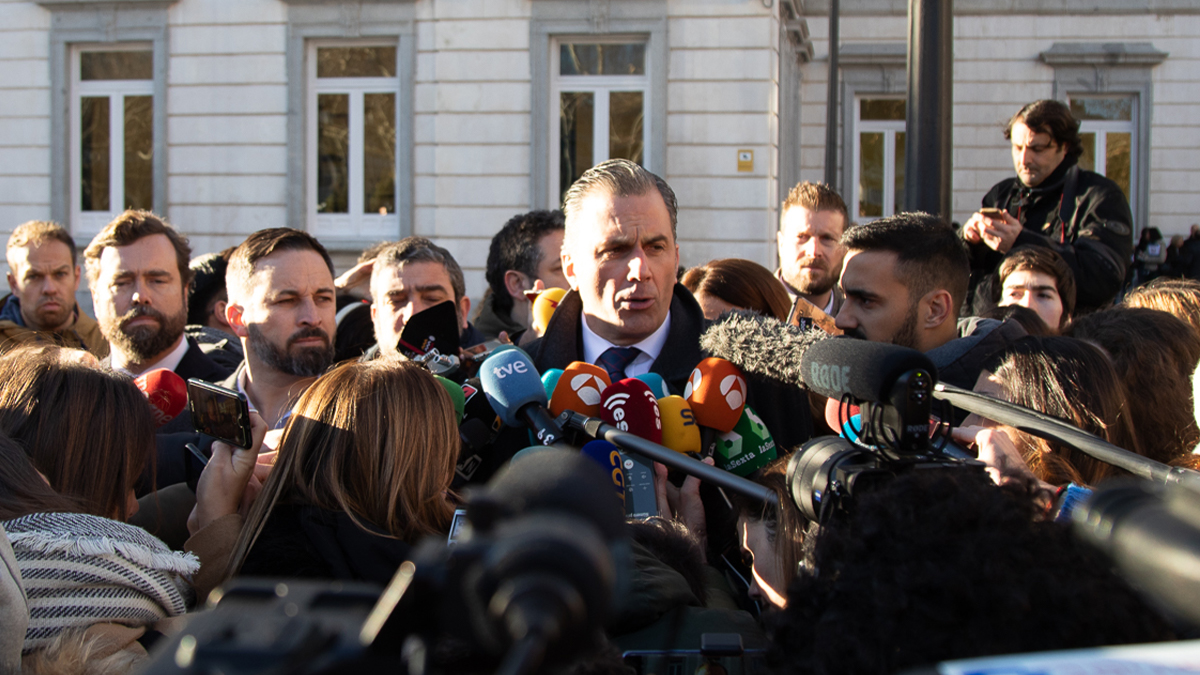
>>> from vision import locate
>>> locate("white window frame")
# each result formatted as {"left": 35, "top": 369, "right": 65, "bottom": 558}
{"left": 305, "top": 39, "right": 401, "bottom": 242}
{"left": 69, "top": 43, "right": 154, "bottom": 238}
{"left": 1069, "top": 94, "right": 1139, "bottom": 222}
{"left": 851, "top": 96, "right": 906, "bottom": 222}
{"left": 548, "top": 36, "right": 651, "bottom": 208}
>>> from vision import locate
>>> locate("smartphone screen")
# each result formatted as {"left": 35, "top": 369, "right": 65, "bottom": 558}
{"left": 187, "top": 379, "right": 253, "bottom": 449}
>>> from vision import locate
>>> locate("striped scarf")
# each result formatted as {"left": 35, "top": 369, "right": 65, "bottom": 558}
{"left": 2, "top": 512, "right": 198, "bottom": 653}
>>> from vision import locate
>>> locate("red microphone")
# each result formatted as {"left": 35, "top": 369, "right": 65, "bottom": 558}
{"left": 548, "top": 361, "right": 612, "bottom": 418}
{"left": 134, "top": 368, "right": 189, "bottom": 428}
{"left": 600, "top": 378, "right": 662, "bottom": 444}
{"left": 683, "top": 357, "right": 747, "bottom": 433}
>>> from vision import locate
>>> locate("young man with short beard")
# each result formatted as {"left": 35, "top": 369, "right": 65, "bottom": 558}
{"left": 222, "top": 229, "right": 337, "bottom": 430}
{"left": 85, "top": 210, "right": 232, "bottom": 392}
{"left": 776, "top": 182, "right": 848, "bottom": 316}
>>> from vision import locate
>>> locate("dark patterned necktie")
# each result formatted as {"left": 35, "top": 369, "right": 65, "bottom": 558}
{"left": 596, "top": 346, "right": 641, "bottom": 382}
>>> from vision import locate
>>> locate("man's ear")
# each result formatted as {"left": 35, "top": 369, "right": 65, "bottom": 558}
{"left": 225, "top": 302, "right": 249, "bottom": 338}
{"left": 71, "top": 265, "right": 81, "bottom": 293}
{"left": 212, "top": 299, "right": 231, "bottom": 329}
{"left": 922, "top": 289, "right": 955, "bottom": 329}
{"left": 5, "top": 272, "right": 15, "bottom": 293}
{"left": 458, "top": 295, "right": 471, "bottom": 331}
{"left": 503, "top": 270, "right": 529, "bottom": 300}
{"left": 562, "top": 250, "right": 579, "bottom": 291}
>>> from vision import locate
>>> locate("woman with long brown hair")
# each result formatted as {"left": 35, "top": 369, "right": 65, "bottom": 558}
{"left": 227, "top": 359, "right": 459, "bottom": 583}
{"left": 681, "top": 258, "right": 792, "bottom": 321}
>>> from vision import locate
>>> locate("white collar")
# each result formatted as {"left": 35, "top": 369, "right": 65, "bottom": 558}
{"left": 112, "top": 335, "right": 188, "bottom": 378}
{"left": 581, "top": 311, "right": 672, "bottom": 379}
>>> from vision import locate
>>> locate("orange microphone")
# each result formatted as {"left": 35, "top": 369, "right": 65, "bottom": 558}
{"left": 683, "top": 357, "right": 747, "bottom": 433}
{"left": 658, "top": 395, "right": 702, "bottom": 454}
{"left": 531, "top": 287, "right": 568, "bottom": 336}
{"left": 548, "top": 361, "right": 611, "bottom": 418}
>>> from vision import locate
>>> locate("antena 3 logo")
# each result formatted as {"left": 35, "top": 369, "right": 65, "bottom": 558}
{"left": 570, "top": 373, "right": 607, "bottom": 406}
{"left": 809, "top": 362, "right": 851, "bottom": 395}
{"left": 491, "top": 360, "right": 530, "bottom": 379}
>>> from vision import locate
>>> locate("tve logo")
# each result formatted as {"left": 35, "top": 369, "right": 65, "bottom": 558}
{"left": 491, "top": 360, "right": 530, "bottom": 379}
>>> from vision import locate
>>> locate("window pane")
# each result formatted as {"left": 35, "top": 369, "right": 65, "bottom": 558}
{"left": 609, "top": 91, "right": 644, "bottom": 166}
{"left": 317, "top": 47, "right": 396, "bottom": 78}
{"left": 124, "top": 96, "right": 153, "bottom": 211}
{"left": 860, "top": 98, "right": 905, "bottom": 121}
{"left": 560, "top": 43, "right": 645, "bottom": 76}
{"left": 1070, "top": 97, "right": 1133, "bottom": 122}
{"left": 80, "top": 96, "right": 110, "bottom": 212}
{"left": 560, "top": 91, "right": 594, "bottom": 204}
{"left": 317, "top": 94, "right": 349, "bottom": 214}
{"left": 363, "top": 93, "right": 396, "bottom": 215}
{"left": 859, "top": 132, "right": 884, "bottom": 218}
{"left": 1078, "top": 132, "right": 1097, "bottom": 173}
{"left": 894, "top": 131, "right": 906, "bottom": 214}
{"left": 81, "top": 51, "right": 152, "bottom": 81}
{"left": 1106, "top": 132, "right": 1132, "bottom": 200}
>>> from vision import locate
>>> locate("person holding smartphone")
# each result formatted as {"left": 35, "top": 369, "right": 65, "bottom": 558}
{"left": 962, "top": 99, "right": 1133, "bottom": 315}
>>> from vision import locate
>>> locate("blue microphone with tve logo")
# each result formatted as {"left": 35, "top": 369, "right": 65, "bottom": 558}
{"left": 480, "top": 348, "right": 565, "bottom": 446}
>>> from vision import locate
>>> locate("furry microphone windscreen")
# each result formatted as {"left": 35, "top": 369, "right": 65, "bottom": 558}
{"left": 699, "top": 310, "right": 828, "bottom": 388}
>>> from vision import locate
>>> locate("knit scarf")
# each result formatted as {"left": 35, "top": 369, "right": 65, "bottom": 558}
{"left": 2, "top": 512, "right": 198, "bottom": 653}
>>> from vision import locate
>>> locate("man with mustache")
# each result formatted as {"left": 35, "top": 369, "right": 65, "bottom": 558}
{"left": 0, "top": 220, "right": 108, "bottom": 356}
{"left": 776, "top": 182, "right": 848, "bottom": 317}
{"left": 222, "top": 229, "right": 336, "bottom": 429}
{"left": 85, "top": 210, "right": 232, "bottom": 395}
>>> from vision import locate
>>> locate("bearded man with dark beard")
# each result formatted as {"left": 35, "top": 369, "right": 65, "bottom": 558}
{"left": 776, "top": 182, "right": 849, "bottom": 317}
{"left": 221, "top": 229, "right": 337, "bottom": 430}
{"left": 85, "top": 211, "right": 233, "bottom": 406}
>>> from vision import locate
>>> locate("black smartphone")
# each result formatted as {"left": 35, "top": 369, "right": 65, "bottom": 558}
{"left": 187, "top": 379, "right": 253, "bottom": 449}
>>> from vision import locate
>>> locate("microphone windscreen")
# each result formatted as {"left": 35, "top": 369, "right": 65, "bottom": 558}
{"left": 658, "top": 395, "right": 701, "bottom": 454}
{"left": 532, "top": 287, "right": 568, "bottom": 335}
{"left": 511, "top": 445, "right": 556, "bottom": 464}
{"left": 634, "top": 373, "right": 670, "bottom": 399}
{"left": 549, "top": 361, "right": 611, "bottom": 418}
{"left": 600, "top": 378, "right": 663, "bottom": 444}
{"left": 541, "top": 368, "right": 564, "bottom": 400}
{"left": 580, "top": 440, "right": 626, "bottom": 503}
{"left": 433, "top": 375, "right": 466, "bottom": 425}
{"left": 699, "top": 309, "right": 828, "bottom": 388}
{"left": 480, "top": 348, "right": 546, "bottom": 428}
{"left": 714, "top": 405, "right": 778, "bottom": 476}
{"left": 799, "top": 336, "right": 937, "bottom": 403}
{"left": 461, "top": 378, "right": 500, "bottom": 431}
{"left": 683, "top": 357, "right": 746, "bottom": 433}
{"left": 134, "top": 368, "right": 188, "bottom": 428}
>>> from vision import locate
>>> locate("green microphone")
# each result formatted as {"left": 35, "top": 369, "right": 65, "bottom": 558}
{"left": 714, "top": 405, "right": 777, "bottom": 476}
{"left": 433, "top": 374, "right": 466, "bottom": 425}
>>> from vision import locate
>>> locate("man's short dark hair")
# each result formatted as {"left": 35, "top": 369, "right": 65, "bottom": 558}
{"left": 841, "top": 212, "right": 970, "bottom": 315}
{"left": 371, "top": 236, "right": 466, "bottom": 305}
{"left": 1005, "top": 99, "right": 1083, "bottom": 162}
{"left": 188, "top": 249, "right": 231, "bottom": 325}
{"left": 226, "top": 228, "right": 335, "bottom": 300}
{"left": 562, "top": 159, "right": 678, "bottom": 242}
{"left": 485, "top": 210, "right": 565, "bottom": 315}
{"left": 84, "top": 210, "right": 193, "bottom": 288}
{"left": 998, "top": 246, "right": 1077, "bottom": 324}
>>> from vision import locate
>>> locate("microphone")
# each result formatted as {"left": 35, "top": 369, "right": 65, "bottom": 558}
{"left": 548, "top": 362, "right": 611, "bottom": 418}
{"left": 433, "top": 375, "right": 466, "bottom": 425}
{"left": 541, "top": 368, "right": 564, "bottom": 400}
{"left": 580, "top": 440, "right": 627, "bottom": 503}
{"left": 600, "top": 379, "right": 663, "bottom": 519}
{"left": 683, "top": 357, "right": 747, "bottom": 433}
{"left": 634, "top": 373, "right": 670, "bottom": 399}
{"left": 531, "top": 287, "right": 568, "bottom": 335}
{"left": 699, "top": 309, "right": 828, "bottom": 388}
{"left": 479, "top": 349, "right": 564, "bottom": 446}
{"left": 658, "top": 395, "right": 701, "bottom": 454}
{"left": 600, "top": 378, "right": 663, "bottom": 444}
{"left": 714, "top": 405, "right": 778, "bottom": 476}
{"left": 134, "top": 368, "right": 188, "bottom": 428}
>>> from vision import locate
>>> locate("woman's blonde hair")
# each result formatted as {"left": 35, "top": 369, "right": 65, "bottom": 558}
{"left": 227, "top": 359, "right": 459, "bottom": 576}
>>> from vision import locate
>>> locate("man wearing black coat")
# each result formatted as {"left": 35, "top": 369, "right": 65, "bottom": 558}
{"left": 962, "top": 99, "right": 1133, "bottom": 313}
